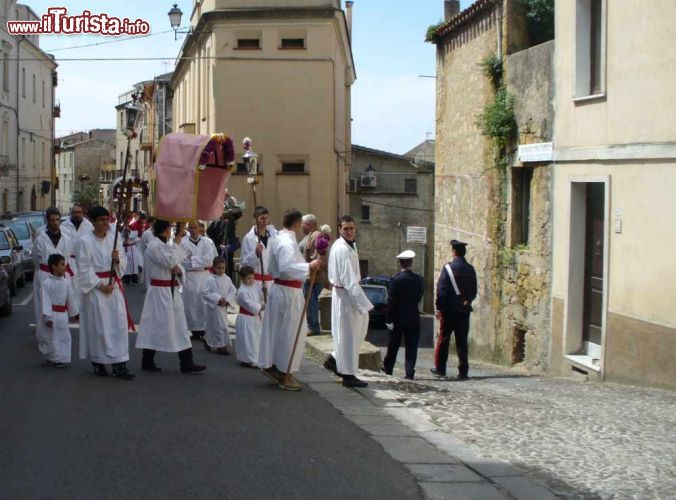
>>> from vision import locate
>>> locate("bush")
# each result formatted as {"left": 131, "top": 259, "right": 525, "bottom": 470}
{"left": 477, "top": 87, "right": 516, "bottom": 150}
{"left": 425, "top": 20, "right": 445, "bottom": 43}
{"left": 481, "top": 54, "right": 503, "bottom": 92}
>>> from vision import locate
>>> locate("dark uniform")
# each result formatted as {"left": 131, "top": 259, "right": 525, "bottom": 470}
{"left": 434, "top": 243, "right": 477, "bottom": 378}
{"left": 383, "top": 269, "right": 425, "bottom": 379}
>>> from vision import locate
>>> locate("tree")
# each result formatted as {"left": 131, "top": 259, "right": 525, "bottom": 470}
{"left": 72, "top": 182, "right": 101, "bottom": 210}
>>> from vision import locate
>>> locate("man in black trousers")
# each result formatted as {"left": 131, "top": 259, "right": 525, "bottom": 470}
{"left": 382, "top": 250, "right": 425, "bottom": 380}
{"left": 432, "top": 239, "right": 478, "bottom": 380}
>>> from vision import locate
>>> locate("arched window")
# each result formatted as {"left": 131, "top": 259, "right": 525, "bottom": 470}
{"left": 2, "top": 189, "right": 8, "bottom": 215}
{"left": 30, "top": 186, "right": 37, "bottom": 210}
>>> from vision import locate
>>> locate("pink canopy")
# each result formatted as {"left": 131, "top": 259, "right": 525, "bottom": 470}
{"left": 153, "top": 133, "right": 235, "bottom": 222}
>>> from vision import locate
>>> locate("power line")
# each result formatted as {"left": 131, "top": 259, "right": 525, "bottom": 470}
{"left": 43, "top": 28, "right": 178, "bottom": 52}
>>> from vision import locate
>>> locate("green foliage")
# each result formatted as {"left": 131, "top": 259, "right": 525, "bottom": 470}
{"left": 477, "top": 87, "right": 517, "bottom": 150}
{"left": 523, "top": 0, "right": 554, "bottom": 45}
{"left": 72, "top": 182, "right": 101, "bottom": 210}
{"left": 481, "top": 54, "right": 504, "bottom": 92}
{"left": 425, "top": 20, "right": 444, "bottom": 43}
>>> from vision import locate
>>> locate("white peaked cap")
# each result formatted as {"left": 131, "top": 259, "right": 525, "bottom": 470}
{"left": 396, "top": 250, "right": 416, "bottom": 259}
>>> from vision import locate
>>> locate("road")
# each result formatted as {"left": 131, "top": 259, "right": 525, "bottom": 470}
{"left": 0, "top": 282, "right": 422, "bottom": 500}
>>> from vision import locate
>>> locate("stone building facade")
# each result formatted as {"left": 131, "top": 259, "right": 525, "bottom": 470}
{"left": 171, "top": 0, "right": 354, "bottom": 233}
{"left": 349, "top": 143, "right": 435, "bottom": 312}
{"left": 0, "top": 1, "right": 57, "bottom": 214}
{"left": 431, "top": 0, "right": 554, "bottom": 370}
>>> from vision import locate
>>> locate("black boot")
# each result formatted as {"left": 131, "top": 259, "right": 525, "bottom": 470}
{"left": 323, "top": 355, "right": 342, "bottom": 377}
{"left": 342, "top": 375, "right": 368, "bottom": 388}
{"left": 92, "top": 362, "right": 108, "bottom": 377}
{"left": 112, "top": 362, "right": 135, "bottom": 381}
{"left": 191, "top": 330, "right": 205, "bottom": 341}
{"left": 179, "top": 348, "right": 206, "bottom": 374}
{"left": 141, "top": 349, "right": 162, "bottom": 372}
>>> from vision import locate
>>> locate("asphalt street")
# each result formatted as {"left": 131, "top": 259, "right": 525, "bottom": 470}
{"left": 0, "top": 282, "right": 422, "bottom": 500}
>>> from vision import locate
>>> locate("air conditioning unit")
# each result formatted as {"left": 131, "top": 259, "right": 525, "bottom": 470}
{"left": 360, "top": 176, "right": 377, "bottom": 188}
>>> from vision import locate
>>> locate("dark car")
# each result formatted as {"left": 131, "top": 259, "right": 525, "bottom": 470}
{"left": 0, "top": 218, "right": 35, "bottom": 280}
{"left": 361, "top": 284, "right": 388, "bottom": 325}
{"left": 360, "top": 275, "right": 392, "bottom": 288}
{"left": 0, "top": 225, "right": 25, "bottom": 296}
{"left": 0, "top": 264, "right": 11, "bottom": 317}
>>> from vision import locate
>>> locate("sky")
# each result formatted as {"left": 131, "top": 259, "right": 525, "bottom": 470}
{"left": 26, "top": 0, "right": 471, "bottom": 155}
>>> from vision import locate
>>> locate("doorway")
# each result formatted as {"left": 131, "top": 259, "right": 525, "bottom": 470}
{"left": 582, "top": 183, "right": 605, "bottom": 362}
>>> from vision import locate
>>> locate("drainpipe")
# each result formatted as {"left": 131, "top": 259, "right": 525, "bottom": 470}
{"left": 496, "top": 0, "right": 504, "bottom": 61}
{"left": 16, "top": 36, "right": 25, "bottom": 211}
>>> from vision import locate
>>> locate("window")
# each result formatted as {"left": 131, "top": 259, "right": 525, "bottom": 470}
{"left": 21, "top": 68, "right": 25, "bottom": 97}
{"left": 32, "top": 141, "right": 36, "bottom": 169}
{"left": 120, "top": 151, "right": 124, "bottom": 168}
{"left": 404, "top": 178, "right": 418, "bottom": 194}
{"left": 512, "top": 167, "right": 533, "bottom": 246}
{"left": 281, "top": 162, "right": 305, "bottom": 174}
{"left": 575, "top": 0, "right": 606, "bottom": 98}
{"left": 41, "top": 80, "right": 45, "bottom": 107}
{"left": 21, "top": 137, "right": 25, "bottom": 167}
{"left": 237, "top": 38, "right": 260, "bottom": 49}
{"left": 2, "top": 53, "right": 8, "bottom": 91}
{"left": 281, "top": 38, "right": 305, "bottom": 49}
{"left": 32, "top": 74, "right": 36, "bottom": 103}
{"left": 361, "top": 205, "right": 371, "bottom": 221}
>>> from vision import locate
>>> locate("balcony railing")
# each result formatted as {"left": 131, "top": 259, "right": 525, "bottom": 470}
{"left": 349, "top": 173, "right": 418, "bottom": 195}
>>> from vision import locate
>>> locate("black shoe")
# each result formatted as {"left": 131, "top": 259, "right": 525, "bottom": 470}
{"left": 323, "top": 355, "right": 340, "bottom": 376}
{"left": 112, "top": 364, "right": 135, "bottom": 381}
{"left": 342, "top": 375, "right": 368, "bottom": 388}
{"left": 457, "top": 374, "right": 469, "bottom": 381}
{"left": 239, "top": 362, "right": 256, "bottom": 368}
{"left": 142, "top": 362, "right": 162, "bottom": 372}
{"left": 405, "top": 375, "right": 414, "bottom": 380}
{"left": 430, "top": 367, "right": 446, "bottom": 377}
{"left": 92, "top": 362, "right": 108, "bottom": 377}
{"left": 381, "top": 366, "right": 393, "bottom": 375}
{"left": 181, "top": 364, "right": 207, "bottom": 374}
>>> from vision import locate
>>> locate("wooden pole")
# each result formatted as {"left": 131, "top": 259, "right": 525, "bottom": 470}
{"left": 108, "top": 134, "right": 132, "bottom": 285}
{"left": 283, "top": 268, "right": 317, "bottom": 385}
{"left": 250, "top": 183, "right": 268, "bottom": 303}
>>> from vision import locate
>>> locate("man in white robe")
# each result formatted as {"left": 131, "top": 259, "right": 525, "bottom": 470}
{"left": 136, "top": 220, "right": 206, "bottom": 374}
{"left": 240, "top": 206, "right": 277, "bottom": 303}
{"left": 181, "top": 221, "right": 218, "bottom": 340}
{"left": 258, "top": 209, "right": 320, "bottom": 391}
{"left": 60, "top": 203, "right": 94, "bottom": 308}
{"left": 76, "top": 206, "right": 135, "bottom": 380}
{"left": 33, "top": 207, "right": 74, "bottom": 348}
{"left": 326, "top": 215, "right": 373, "bottom": 388}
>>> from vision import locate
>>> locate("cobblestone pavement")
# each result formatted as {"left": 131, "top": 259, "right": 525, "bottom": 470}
{"left": 357, "top": 350, "right": 676, "bottom": 499}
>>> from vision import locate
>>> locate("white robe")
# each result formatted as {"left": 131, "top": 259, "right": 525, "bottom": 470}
{"left": 202, "top": 274, "right": 237, "bottom": 349}
{"left": 258, "top": 229, "right": 309, "bottom": 373}
{"left": 33, "top": 231, "right": 74, "bottom": 347}
{"left": 328, "top": 238, "right": 373, "bottom": 376}
{"left": 236, "top": 283, "right": 264, "bottom": 365}
{"left": 123, "top": 230, "right": 143, "bottom": 277}
{"left": 76, "top": 231, "right": 130, "bottom": 364}
{"left": 136, "top": 238, "right": 192, "bottom": 353}
{"left": 240, "top": 225, "right": 278, "bottom": 296}
{"left": 181, "top": 236, "right": 218, "bottom": 331}
{"left": 141, "top": 231, "right": 156, "bottom": 287}
{"left": 39, "top": 274, "right": 78, "bottom": 363}
{"left": 60, "top": 218, "right": 94, "bottom": 306}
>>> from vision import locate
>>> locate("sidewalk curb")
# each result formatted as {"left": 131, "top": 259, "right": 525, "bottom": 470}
{"left": 297, "top": 358, "right": 560, "bottom": 500}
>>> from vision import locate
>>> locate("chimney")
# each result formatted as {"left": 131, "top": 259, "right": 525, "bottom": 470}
{"left": 444, "top": 0, "right": 460, "bottom": 21}
{"left": 345, "top": 1, "right": 353, "bottom": 39}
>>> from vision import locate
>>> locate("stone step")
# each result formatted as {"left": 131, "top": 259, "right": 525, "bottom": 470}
{"left": 305, "top": 334, "right": 383, "bottom": 371}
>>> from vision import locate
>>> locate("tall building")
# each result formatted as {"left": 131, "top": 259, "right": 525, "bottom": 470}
{"left": 549, "top": 0, "right": 676, "bottom": 389}
{"left": 171, "top": 0, "right": 355, "bottom": 231}
{"left": 0, "top": 1, "right": 57, "bottom": 214}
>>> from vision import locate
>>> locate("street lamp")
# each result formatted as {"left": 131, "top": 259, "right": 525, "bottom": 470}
{"left": 168, "top": 4, "right": 192, "bottom": 40}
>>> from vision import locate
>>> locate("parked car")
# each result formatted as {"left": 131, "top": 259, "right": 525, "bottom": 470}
{"left": 0, "top": 218, "right": 35, "bottom": 280}
{"left": 0, "top": 264, "right": 11, "bottom": 317}
{"left": 360, "top": 275, "right": 392, "bottom": 288}
{"left": 360, "top": 284, "right": 389, "bottom": 325}
{"left": 0, "top": 225, "right": 25, "bottom": 296}
{"left": 14, "top": 211, "right": 45, "bottom": 233}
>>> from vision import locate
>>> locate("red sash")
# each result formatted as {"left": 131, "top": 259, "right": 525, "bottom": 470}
{"left": 39, "top": 263, "right": 74, "bottom": 277}
{"left": 96, "top": 271, "right": 136, "bottom": 332}
{"left": 255, "top": 274, "right": 273, "bottom": 282}
{"left": 274, "top": 278, "right": 302, "bottom": 289}
{"left": 239, "top": 307, "right": 255, "bottom": 317}
{"left": 51, "top": 304, "right": 67, "bottom": 313}
{"left": 150, "top": 279, "right": 179, "bottom": 287}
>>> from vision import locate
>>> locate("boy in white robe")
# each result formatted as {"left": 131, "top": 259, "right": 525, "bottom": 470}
{"left": 39, "top": 254, "right": 78, "bottom": 367}
{"left": 136, "top": 220, "right": 207, "bottom": 374}
{"left": 122, "top": 222, "right": 142, "bottom": 285}
{"left": 33, "top": 207, "right": 74, "bottom": 348}
{"left": 181, "top": 221, "right": 218, "bottom": 340}
{"left": 326, "top": 215, "right": 373, "bottom": 388}
{"left": 202, "top": 256, "right": 237, "bottom": 354}
{"left": 258, "top": 209, "right": 321, "bottom": 391}
{"left": 60, "top": 203, "right": 93, "bottom": 308}
{"left": 76, "top": 206, "right": 135, "bottom": 380}
{"left": 235, "top": 265, "right": 265, "bottom": 367}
